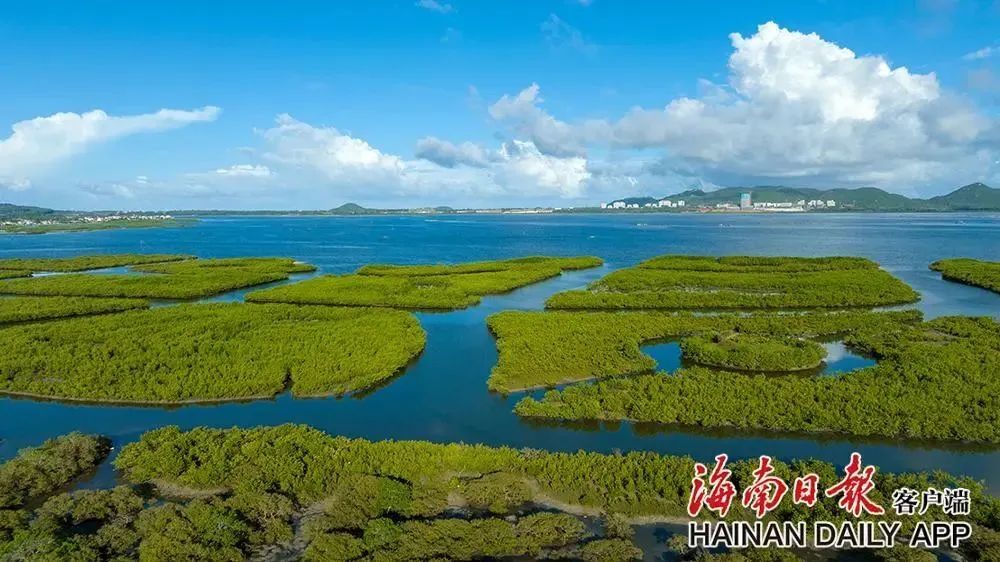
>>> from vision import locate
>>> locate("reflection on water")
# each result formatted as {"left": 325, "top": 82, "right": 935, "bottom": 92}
{"left": 0, "top": 213, "right": 997, "bottom": 510}
{"left": 820, "top": 341, "right": 876, "bottom": 375}
{"left": 640, "top": 341, "right": 683, "bottom": 373}
{"left": 641, "top": 339, "right": 876, "bottom": 376}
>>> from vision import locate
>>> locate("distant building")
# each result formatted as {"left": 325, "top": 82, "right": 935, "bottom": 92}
{"left": 600, "top": 202, "right": 608, "bottom": 209}
{"left": 611, "top": 201, "right": 626, "bottom": 209}
{"left": 677, "top": 200, "right": 685, "bottom": 207}
{"left": 658, "top": 199, "right": 673, "bottom": 208}
{"left": 826, "top": 200, "right": 836, "bottom": 207}
{"left": 740, "top": 192, "right": 752, "bottom": 210}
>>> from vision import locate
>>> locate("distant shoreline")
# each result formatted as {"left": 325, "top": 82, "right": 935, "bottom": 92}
{"left": 167, "top": 208, "right": 999, "bottom": 217}
{"left": 0, "top": 218, "right": 195, "bottom": 235}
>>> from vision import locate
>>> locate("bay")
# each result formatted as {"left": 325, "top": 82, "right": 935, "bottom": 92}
{"left": 0, "top": 212, "right": 997, "bottom": 500}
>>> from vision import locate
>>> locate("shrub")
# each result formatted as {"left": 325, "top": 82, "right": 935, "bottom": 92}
{"left": 0, "top": 433, "right": 110, "bottom": 509}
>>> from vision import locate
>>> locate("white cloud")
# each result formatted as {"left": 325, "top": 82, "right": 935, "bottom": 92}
{"left": 415, "top": 0, "right": 453, "bottom": 14}
{"left": 488, "top": 83, "right": 598, "bottom": 157}
{"left": 0, "top": 106, "right": 220, "bottom": 187}
{"left": 493, "top": 140, "right": 590, "bottom": 198}
{"left": 261, "top": 114, "right": 406, "bottom": 187}
{"left": 256, "top": 115, "right": 594, "bottom": 201}
{"left": 211, "top": 164, "right": 274, "bottom": 178}
{"left": 963, "top": 46, "right": 998, "bottom": 61}
{"left": 414, "top": 137, "right": 491, "bottom": 168}
{"left": 489, "top": 22, "right": 997, "bottom": 189}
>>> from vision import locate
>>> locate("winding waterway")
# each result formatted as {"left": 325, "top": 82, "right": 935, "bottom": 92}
{"left": 0, "top": 213, "right": 997, "bottom": 535}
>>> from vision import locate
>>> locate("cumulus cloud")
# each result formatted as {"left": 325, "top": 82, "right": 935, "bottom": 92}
{"left": 414, "top": 137, "right": 491, "bottom": 168}
{"left": 488, "top": 83, "right": 601, "bottom": 157}
{"left": 260, "top": 115, "right": 592, "bottom": 201}
{"left": 261, "top": 114, "right": 406, "bottom": 187}
{"left": 489, "top": 22, "right": 997, "bottom": 189}
{"left": 493, "top": 140, "right": 590, "bottom": 197}
{"left": 0, "top": 106, "right": 220, "bottom": 188}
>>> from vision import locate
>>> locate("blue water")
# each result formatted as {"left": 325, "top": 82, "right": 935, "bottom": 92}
{"left": 1, "top": 213, "right": 998, "bottom": 503}
{"left": 821, "top": 341, "right": 877, "bottom": 375}
{"left": 641, "top": 339, "right": 875, "bottom": 376}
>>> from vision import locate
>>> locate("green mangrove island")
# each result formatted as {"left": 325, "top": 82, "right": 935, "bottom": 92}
{"left": 0, "top": 253, "right": 190, "bottom": 273}
{"left": 931, "top": 258, "right": 1000, "bottom": 294}
{"left": 0, "top": 257, "right": 315, "bottom": 300}
{"left": 2, "top": 425, "right": 997, "bottom": 561}
{"left": 679, "top": 333, "right": 827, "bottom": 372}
{"left": 247, "top": 256, "right": 602, "bottom": 310}
{"left": 546, "top": 255, "right": 919, "bottom": 310}
{"left": 507, "top": 311, "right": 1000, "bottom": 443}
{"left": 0, "top": 303, "right": 425, "bottom": 402}
{"left": 0, "top": 295, "right": 149, "bottom": 324}
{"left": 487, "top": 309, "right": 914, "bottom": 391}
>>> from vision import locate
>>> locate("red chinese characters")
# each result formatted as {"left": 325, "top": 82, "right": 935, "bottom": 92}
{"left": 688, "top": 454, "right": 738, "bottom": 517}
{"left": 792, "top": 473, "right": 820, "bottom": 507}
{"left": 824, "top": 452, "right": 885, "bottom": 517}
{"left": 741, "top": 455, "right": 789, "bottom": 518}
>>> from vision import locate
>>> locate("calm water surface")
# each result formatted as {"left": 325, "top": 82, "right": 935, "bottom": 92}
{"left": 1, "top": 213, "right": 997, "bottom": 508}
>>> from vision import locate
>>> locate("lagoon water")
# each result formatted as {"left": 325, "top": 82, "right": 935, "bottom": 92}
{"left": 1, "top": 213, "right": 998, "bottom": 537}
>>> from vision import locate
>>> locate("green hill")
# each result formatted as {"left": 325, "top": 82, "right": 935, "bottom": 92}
{"left": 927, "top": 183, "right": 1000, "bottom": 210}
{"left": 329, "top": 203, "right": 371, "bottom": 215}
{"left": 0, "top": 203, "right": 59, "bottom": 220}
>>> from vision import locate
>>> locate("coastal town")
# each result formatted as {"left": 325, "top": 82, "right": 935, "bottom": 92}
{"left": 601, "top": 192, "right": 836, "bottom": 213}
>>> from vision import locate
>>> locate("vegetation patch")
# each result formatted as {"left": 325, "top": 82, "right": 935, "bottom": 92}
{"left": 0, "top": 253, "right": 190, "bottom": 273}
{"left": 62, "top": 424, "right": 992, "bottom": 560}
{"left": 931, "top": 258, "right": 1000, "bottom": 294}
{"left": 0, "top": 433, "right": 110, "bottom": 509}
{"left": 0, "top": 257, "right": 315, "bottom": 299}
{"left": 0, "top": 296, "right": 148, "bottom": 324}
{"left": 546, "top": 254, "right": 919, "bottom": 310}
{"left": 248, "top": 255, "right": 602, "bottom": 310}
{"left": 1, "top": 218, "right": 193, "bottom": 234}
{"left": 0, "top": 303, "right": 425, "bottom": 402}
{"left": 487, "top": 309, "right": 916, "bottom": 392}
{"left": 357, "top": 255, "right": 602, "bottom": 276}
{"left": 513, "top": 315, "right": 1000, "bottom": 443}
{"left": 5, "top": 425, "right": 996, "bottom": 559}
{"left": 680, "top": 333, "right": 826, "bottom": 372}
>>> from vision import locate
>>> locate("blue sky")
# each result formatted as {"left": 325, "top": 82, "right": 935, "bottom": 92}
{"left": 1, "top": 0, "right": 998, "bottom": 210}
